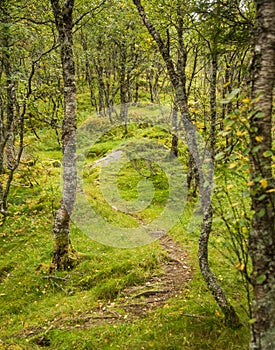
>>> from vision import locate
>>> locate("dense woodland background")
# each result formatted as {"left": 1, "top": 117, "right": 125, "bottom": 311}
{"left": 0, "top": 0, "right": 274, "bottom": 349}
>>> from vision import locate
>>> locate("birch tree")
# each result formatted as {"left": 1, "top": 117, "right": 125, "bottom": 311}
{"left": 133, "top": 0, "right": 241, "bottom": 327}
{"left": 249, "top": 0, "right": 275, "bottom": 348}
{"left": 50, "top": 0, "right": 77, "bottom": 270}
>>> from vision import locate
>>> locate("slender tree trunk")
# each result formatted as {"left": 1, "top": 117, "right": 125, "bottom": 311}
{"left": 94, "top": 38, "right": 106, "bottom": 116}
{"left": 119, "top": 42, "right": 129, "bottom": 133}
{"left": 80, "top": 32, "right": 98, "bottom": 111}
{"left": 170, "top": 97, "right": 179, "bottom": 158}
{"left": 50, "top": 0, "right": 78, "bottom": 270}
{"left": 133, "top": 0, "right": 240, "bottom": 326}
{"left": 147, "top": 68, "right": 155, "bottom": 103}
{"left": 198, "top": 51, "right": 241, "bottom": 328}
{"left": 97, "top": 64, "right": 105, "bottom": 116}
{"left": 249, "top": 1, "right": 275, "bottom": 348}
{"left": 134, "top": 80, "right": 139, "bottom": 103}
{"left": 0, "top": 0, "right": 18, "bottom": 218}
{"left": 199, "top": 205, "right": 241, "bottom": 327}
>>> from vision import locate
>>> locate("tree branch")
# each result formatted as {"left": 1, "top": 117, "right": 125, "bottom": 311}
{"left": 132, "top": 0, "right": 179, "bottom": 89}
{"left": 73, "top": 0, "right": 107, "bottom": 27}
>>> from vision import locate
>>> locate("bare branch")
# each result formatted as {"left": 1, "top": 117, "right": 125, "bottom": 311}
{"left": 73, "top": 0, "right": 107, "bottom": 27}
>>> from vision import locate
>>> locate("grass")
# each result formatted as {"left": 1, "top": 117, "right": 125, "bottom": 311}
{"left": 0, "top": 105, "right": 250, "bottom": 349}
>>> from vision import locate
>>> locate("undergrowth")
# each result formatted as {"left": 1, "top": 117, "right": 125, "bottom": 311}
{"left": 0, "top": 106, "right": 250, "bottom": 349}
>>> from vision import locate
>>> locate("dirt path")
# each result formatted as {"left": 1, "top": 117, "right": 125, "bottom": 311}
{"left": 119, "top": 235, "right": 193, "bottom": 318}
{"left": 20, "top": 235, "right": 193, "bottom": 346}
{"left": 54, "top": 235, "right": 193, "bottom": 329}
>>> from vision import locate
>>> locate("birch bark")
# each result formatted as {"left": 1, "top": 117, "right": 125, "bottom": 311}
{"left": 50, "top": 0, "right": 77, "bottom": 270}
{"left": 249, "top": 0, "right": 275, "bottom": 348}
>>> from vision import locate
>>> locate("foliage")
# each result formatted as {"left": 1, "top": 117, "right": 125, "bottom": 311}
{"left": 0, "top": 107, "right": 251, "bottom": 348}
{"left": 0, "top": 0, "right": 270, "bottom": 347}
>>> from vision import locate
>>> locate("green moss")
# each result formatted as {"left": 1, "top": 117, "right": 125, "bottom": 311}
{"left": 0, "top": 105, "right": 250, "bottom": 349}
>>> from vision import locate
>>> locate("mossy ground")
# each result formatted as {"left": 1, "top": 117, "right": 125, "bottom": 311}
{"left": 0, "top": 105, "right": 250, "bottom": 349}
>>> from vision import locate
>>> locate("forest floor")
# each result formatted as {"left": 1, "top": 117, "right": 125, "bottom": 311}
{"left": 19, "top": 235, "right": 193, "bottom": 343}
{"left": 0, "top": 114, "right": 250, "bottom": 349}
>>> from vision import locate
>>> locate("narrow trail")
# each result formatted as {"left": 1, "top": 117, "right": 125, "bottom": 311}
{"left": 21, "top": 234, "right": 193, "bottom": 346}
{"left": 64, "top": 235, "right": 193, "bottom": 328}
{"left": 119, "top": 235, "right": 193, "bottom": 318}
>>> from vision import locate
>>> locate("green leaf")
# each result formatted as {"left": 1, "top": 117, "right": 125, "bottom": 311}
{"left": 258, "top": 194, "right": 267, "bottom": 201}
{"left": 263, "top": 151, "right": 273, "bottom": 158}
{"left": 258, "top": 208, "right": 266, "bottom": 217}
{"left": 215, "top": 152, "right": 224, "bottom": 160}
{"left": 220, "top": 88, "right": 240, "bottom": 104}
{"left": 252, "top": 145, "right": 261, "bottom": 153}
{"left": 256, "top": 274, "right": 266, "bottom": 284}
{"left": 254, "top": 112, "right": 265, "bottom": 119}
{"left": 248, "top": 318, "right": 257, "bottom": 324}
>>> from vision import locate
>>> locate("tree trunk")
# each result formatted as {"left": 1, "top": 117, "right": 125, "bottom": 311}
{"left": 50, "top": 0, "right": 78, "bottom": 270}
{"left": 119, "top": 42, "right": 129, "bottom": 133}
{"left": 97, "top": 64, "right": 105, "bottom": 116}
{"left": 198, "top": 49, "right": 241, "bottom": 328}
{"left": 134, "top": 80, "right": 139, "bottom": 104}
{"left": 170, "top": 100, "right": 179, "bottom": 159}
{"left": 199, "top": 205, "right": 241, "bottom": 327}
{"left": 80, "top": 32, "right": 98, "bottom": 111}
{"left": 94, "top": 38, "right": 105, "bottom": 116}
{"left": 249, "top": 1, "right": 275, "bottom": 348}
{"left": 0, "top": 0, "right": 19, "bottom": 218}
{"left": 147, "top": 68, "right": 155, "bottom": 103}
{"left": 133, "top": 0, "right": 240, "bottom": 327}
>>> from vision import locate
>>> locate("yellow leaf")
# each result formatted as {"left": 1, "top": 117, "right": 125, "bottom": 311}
{"left": 215, "top": 310, "right": 221, "bottom": 317}
{"left": 236, "top": 263, "right": 245, "bottom": 271}
{"left": 242, "top": 227, "right": 248, "bottom": 234}
{"left": 247, "top": 181, "right": 254, "bottom": 186}
{"left": 260, "top": 179, "right": 268, "bottom": 189}
{"left": 242, "top": 98, "right": 250, "bottom": 104}
{"left": 196, "top": 122, "right": 204, "bottom": 129}
{"left": 255, "top": 136, "right": 264, "bottom": 142}
{"left": 228, "top": 162, "right": 237, "bottom": 169}
{"left": 266, "top": 189, "right": 275, "bottom": 193}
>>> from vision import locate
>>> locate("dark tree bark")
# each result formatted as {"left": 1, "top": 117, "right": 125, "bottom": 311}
{"left": 147, "top": 68, "right": 156, "bottom": 103}
{"left": 249, "top": 1, "right": 275, "bottom": 348}
{"left": 94, "top": 37, "right": 106, "bottom": 116}
{"left": 170, "top": 97, "right": 179, "bottom": 159}
{"left": 50, "top": 0, "right": 78, "bottom": 270}
{"left": 80, "top": 31, "right": 98, "bottom": 111}
{"left": 0, "top": 0, "right": 24, "bottom": 220}
{"left": 0, "top": 0, "right": 15, "bottom": 215}
{"left": 0, "top": 0, "right": 15, "bottom": 209}
{"left": 118, "top": 41, "right": 129, "bottom": 133}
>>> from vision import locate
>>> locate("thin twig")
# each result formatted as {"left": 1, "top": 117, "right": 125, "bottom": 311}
{"left": 132, "top": 289, "right": 170, "bottom": 298}
{"left": 181, "top": 313, "right": 206, "bottom": 319}
{"left": 42, "top": 275, "right": 69, "bottom": 281}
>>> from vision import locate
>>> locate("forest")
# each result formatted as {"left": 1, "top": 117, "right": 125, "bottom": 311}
{"left": 0, "top": 0, "right": 274, "bottom": 349}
